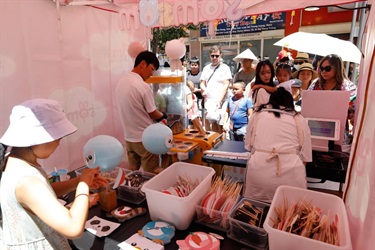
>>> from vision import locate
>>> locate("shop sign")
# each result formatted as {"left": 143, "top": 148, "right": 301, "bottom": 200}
{"left": 200, "top": 12, "right": 286, "bottom": 37}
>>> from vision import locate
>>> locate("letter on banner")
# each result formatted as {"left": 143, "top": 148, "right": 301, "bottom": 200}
{"left": 158, "top": 2, "right": 173, "bottom": 27}
{"left": 118, "top": 7, "right": 140, "bottom": 31}
{"left": 172, "top": 0, "right": 199, "bottom": 26}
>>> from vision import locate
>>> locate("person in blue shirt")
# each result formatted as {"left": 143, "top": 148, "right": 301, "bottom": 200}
{"left": 224, "top": 81, "right": 253, "bottom": 141}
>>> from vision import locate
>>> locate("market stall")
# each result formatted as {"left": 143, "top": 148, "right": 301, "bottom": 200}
{"left": 1, "top": 0, "right": 374, "bottom": 249}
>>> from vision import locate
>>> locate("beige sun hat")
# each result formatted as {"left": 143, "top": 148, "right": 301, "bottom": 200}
{"left": 295, "top": 52, "right": 311, "bottom": 62}
{"left": 233, "top": 49, "right": 259, "bottom": 63}
{"left": 0, "top": 99, "right": 77, "bottom": 147}
{"left": 292, "top": 62, "right": 319, "bottom": 79}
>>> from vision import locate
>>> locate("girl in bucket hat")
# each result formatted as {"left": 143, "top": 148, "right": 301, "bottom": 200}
{"left": 292, "top": 62, "right": 318, "bottom": 90}
{"left": 0, "top": 99, "right": 108, "bottom": 249}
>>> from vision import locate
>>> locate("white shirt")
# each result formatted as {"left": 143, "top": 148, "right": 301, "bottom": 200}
{"left": 200, "top": 63, "right": 232, "bottom": 103}
{"left": 115, "top": 72, "right": 156, "bottom": 142}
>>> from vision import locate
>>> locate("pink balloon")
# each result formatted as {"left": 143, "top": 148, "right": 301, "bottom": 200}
{"left": 165, "top": 38, "right": 186, "bottom": 60}
{"left": 128, "top": 42, "right": 145, "bottom": 59}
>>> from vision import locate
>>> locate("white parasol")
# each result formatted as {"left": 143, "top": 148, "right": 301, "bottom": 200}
{"left": 274, "top": 31, "right": 362, "bottom": 64}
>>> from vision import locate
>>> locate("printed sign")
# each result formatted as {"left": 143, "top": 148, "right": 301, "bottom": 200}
{"left": 200, "top": 12, "right": 286, "bottom": 37}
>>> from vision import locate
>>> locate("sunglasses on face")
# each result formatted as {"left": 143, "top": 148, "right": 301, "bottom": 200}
{"left": 210, "top": 54, "right": 220, "bottom": 58}
{"left": 320, "top": 65, "right": 332, "bottom": 72}
{"left": 294, "top": 61, "right": 307, "bottom": 65}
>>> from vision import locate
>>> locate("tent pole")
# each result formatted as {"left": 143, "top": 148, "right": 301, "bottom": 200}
{"left": 351, "top": 1, "right": 368, "bottom": 83}
{"left": 346, "top": 2, "right": 359, "bottom": 78}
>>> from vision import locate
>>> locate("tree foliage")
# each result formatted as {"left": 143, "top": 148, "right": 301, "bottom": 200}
{"left": 151, "top": 24, "right": 200, "bottom": 54}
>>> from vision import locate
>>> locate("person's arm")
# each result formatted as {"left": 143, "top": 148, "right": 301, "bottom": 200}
{"left": 252, "top": 84, "right": 276, "bottom": 93}
{"left": 16, "top": 167, "right": 100, "bottom": 238}
{"left": 223, "top": 104, "right": 230, "bottom": 131}
{"left": 51, "top": 172, "right": 108, "bottom": 197}
{"left": 200, "top": 80, "right": 207, "bottom": 97}
{"left": 247, "top": 107, "right": 253, "bottom": 117}
{"left": 149, "top": 109, "right": 167, "bottom": 122}
{"left": 186, "top": 92, "right": 193, "bottom": 111}
{"left": 218, "top": 79, "right": 230, "bottom": 107}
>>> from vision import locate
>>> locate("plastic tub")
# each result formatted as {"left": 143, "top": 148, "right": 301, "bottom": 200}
{"left": 195, "top": 204, "right": 231, "bottom": 232}
{"left": 141, "top": 162, "right": 215, "bottom": 230}
{"left": 227, "top": 198, "right": 270, "bottom": 249}
{"left": 117, "top": 171, "right": 155, "bottom": 204}
{"left": 264, "top": 185, "right": 352, "bottom": 250}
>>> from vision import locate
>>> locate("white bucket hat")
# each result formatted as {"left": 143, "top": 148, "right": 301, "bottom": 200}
{"left": 0, "top": 99, "right": 77, "bottom": 147}
{"left": 233, "top": 49, "right": 259, "bottom": 63}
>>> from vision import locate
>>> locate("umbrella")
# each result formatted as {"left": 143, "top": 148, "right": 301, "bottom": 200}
{"left": 274, "top": 32, "right": 361, "bottom": 64}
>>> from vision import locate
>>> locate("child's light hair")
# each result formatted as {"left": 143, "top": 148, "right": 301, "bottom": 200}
{"left": 233, "top": 81, "right": 246, "bottom": 89}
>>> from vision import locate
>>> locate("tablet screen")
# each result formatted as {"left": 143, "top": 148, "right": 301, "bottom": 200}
{"left": 307, "top": 119, "right": 340, "bottom": 140}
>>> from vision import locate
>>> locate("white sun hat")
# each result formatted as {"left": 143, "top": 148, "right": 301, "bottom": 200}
{"left": 0, "top": 99, "right": 77, "bottom": 147}
{"left": 233, "top": 49, "right": 259, "bottom": 63}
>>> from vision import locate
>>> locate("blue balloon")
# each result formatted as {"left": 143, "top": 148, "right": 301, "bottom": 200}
{"left": 83, "top": 135, "right": 124, "bottom": 172}
{"left": 142, "top": 123, "right": 173, "bottom": 154}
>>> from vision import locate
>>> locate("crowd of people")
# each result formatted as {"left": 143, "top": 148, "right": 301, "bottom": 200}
{"left": 182, "top": 47, "right": 356, "bottom": 142}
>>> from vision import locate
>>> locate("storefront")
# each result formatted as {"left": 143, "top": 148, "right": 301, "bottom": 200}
{"left": 187, "top": 7, "right": 357, "bottom": 75}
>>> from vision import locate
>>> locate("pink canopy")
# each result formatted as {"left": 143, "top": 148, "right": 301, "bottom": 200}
{"left": 0, "top": 1, "right": 374, "bottom": 249}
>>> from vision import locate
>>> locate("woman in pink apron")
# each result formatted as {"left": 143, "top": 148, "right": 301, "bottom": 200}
{"left": 243, "top": 87, "right": 312, "bottom": 203}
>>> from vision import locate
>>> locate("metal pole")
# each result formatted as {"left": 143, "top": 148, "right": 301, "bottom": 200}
{"left": 346, "top": 2, "right": 359, "bottom": 77}
{"left": 351, "top": 1, "right": 368, "bottom": 83}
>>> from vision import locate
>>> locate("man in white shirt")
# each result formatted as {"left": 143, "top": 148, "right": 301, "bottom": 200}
{"left": 200, "top": 45, "right": 232, "bottom": 133}
{"left": 115, "top": 51, "right": 167, "bottom": 174}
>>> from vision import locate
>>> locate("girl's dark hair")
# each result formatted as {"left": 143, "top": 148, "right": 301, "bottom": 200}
{"left": 0, "top": 143, "right": 9, "bottom": 180}
{"left": 254, "top": 60, "right": 275, "bottom": 86}
{"left": 190, "top": 56, "right": 200, "bottom": 64}
{"left": 252, "top": 60, "right": 275, "bottom": 102}
{"left": 256, "top": 87, "right": 295, "bottom": 117}
{"left": 276, "top": 63, "right": 292, "bottom": 76}
{"left": 318, "top": 54, "right": 346, "bottom": 89}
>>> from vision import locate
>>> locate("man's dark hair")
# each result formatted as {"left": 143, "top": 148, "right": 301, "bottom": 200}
{"left": 134, "top": 51, "right": 160, "bottom": 70}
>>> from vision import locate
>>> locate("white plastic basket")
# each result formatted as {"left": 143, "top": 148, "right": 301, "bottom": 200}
{"left": 141, "top": 162, "right": 215, "bottom": 230}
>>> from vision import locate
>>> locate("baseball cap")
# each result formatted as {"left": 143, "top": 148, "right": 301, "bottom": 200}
{"left": 0, "top": 99, "right": 77, "bottom": 147}
{"left": 291, "top": 79, "right": 302, "bottom": 88}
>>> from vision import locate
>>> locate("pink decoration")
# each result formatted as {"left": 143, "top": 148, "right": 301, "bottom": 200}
{"left": 139, "top": 0, "right": 159, "bottom": 27}
{"left": 200, "top": 0, "right": 224, "bottom": 21}
{"left": 176, "top": 232, "right": 220, "bottom": 250}
{"left": 165, "top": 38, "right": 186, "bottom": 72}
{"left": 128, "top": 42, "right": 145, "bottom": 59}
{"left": 226, "top": 0, "right": 243, "bottom": 21}
{"left": 206, "top": 20, "right": 219, "bottom": 37}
